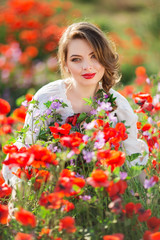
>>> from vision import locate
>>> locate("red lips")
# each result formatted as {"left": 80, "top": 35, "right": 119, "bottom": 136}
{"left": 82, "top": 73, "right": 96, "bottom": 79}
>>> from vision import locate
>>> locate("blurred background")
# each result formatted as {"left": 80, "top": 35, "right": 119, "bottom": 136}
{"left": 0, "top": 0, "right": 159, "bottom": 109}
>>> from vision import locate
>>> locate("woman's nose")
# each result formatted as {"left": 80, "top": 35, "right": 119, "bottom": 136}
{"left": 82, "top": 60, "right": 92, "bottom": 71}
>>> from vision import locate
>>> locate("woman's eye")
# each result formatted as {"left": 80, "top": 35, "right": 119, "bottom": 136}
{"left": 71, "top": 58, "right": 81, "bottom": 62}
{"left": 91, "top": 54, "right": 96, "bottom": 59}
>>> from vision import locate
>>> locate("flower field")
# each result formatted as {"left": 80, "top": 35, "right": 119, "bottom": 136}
{"left": 0, "top": 1, "right": 160, "bottom": 240}
{"left": 0, "top": 66, "right": 160, "bottom": 240}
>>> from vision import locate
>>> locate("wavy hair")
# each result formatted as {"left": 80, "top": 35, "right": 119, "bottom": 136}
{"left": 58, "top": 22, "right": 121, "bottom": 93}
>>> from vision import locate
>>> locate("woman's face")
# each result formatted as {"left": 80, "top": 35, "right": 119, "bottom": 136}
{"left": 65, "top": 38, "right": 105, "bottom": 87}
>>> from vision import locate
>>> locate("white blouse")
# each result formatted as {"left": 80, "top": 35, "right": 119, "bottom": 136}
{"left": 2, "top": 79, "right": 149, "bottom": 186}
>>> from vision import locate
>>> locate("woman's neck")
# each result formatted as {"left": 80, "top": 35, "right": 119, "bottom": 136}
{"left": 70, "top": 81, "right": 100, "bottom": 99}
{"left": 65, "top": 79, "right": 100, "bottom": 113}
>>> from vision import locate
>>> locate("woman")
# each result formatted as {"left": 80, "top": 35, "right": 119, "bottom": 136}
{"left": 2, "top": 22, "right": 148, "bottom": 186}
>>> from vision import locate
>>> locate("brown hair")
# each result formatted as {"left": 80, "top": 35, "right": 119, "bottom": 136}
{"left": 58, "top": 22, "right": 121, "bottom": 93}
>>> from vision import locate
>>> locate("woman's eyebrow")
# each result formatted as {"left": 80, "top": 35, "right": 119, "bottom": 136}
{"left": 70, "top": 52, "right": 94, "bottom": 58}
{"left": 70, "top": 54, "right": 81, "bottom": 58}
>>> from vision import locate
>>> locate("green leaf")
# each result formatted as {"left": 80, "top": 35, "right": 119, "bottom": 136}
{"left": 83, "top": 97, "right": 93, "bottom": 105}
{"left": 128, "top": 166, "right": 144, "bottom": 177}
{"left": 77, "top": 112, "right": 87, "bottom": 123}
{"left": 38, "top": 129, "right": 50, "bottom": 141}
{"left": 16, "top": 96, "right": 26, "bottom": 106}
{"left": 44, "top": 101, "right": 52, "bottom": 108}
{"left": 113, "top": 167, "right": 120, "bottom": 176}
{"left": 127, "top": 153, "right": 141, "bottom": 162}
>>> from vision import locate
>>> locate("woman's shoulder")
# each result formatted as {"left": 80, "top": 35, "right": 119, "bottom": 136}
{"left": 32, "top": 79, "right": 66, "bottom": 103}
{"left": 35, "top": 79, "right": 64, "bottom": 96}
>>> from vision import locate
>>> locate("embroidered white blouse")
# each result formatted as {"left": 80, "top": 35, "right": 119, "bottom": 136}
{"left": 2, "top": 79, "right": 149, "bottom": 186}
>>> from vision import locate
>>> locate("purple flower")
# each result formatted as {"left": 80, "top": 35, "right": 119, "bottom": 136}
{"left": 70, "top": 159, "right": 75, "bottom": 166}
{"left": 51, "top": 101, "right": 61, "bottom": 109}
{"left": 146, "top": 78, "right": 151, "bottom": 84}
{"left": 94, "top": 131, "right": 105, "bottom": 149}
{"left": 120, "top": 171, "right": 128, "bottom": 180}
{"left": 84, "top": 120, "right": 96, "bottom": 130}
{"left": 90, "top": 109, "right": 97, "bottom": 115}
{"left": 45, "top": 109, "right": 52, "bottom": 116}
{"left": 130, "top": 189, "right": 135, "bottom": 196}
{"left": 82, "top": 150, "right": 95, "bottom": 163}
{"left": 22, "top": 100, "right": 28, "bottom": 107}
{"left": 79, "top": 195, "right": 91, "bottom": 201}
{"left": 108, "top": 113, "right": 117, "bottom": 123}
{"left": 75, "top": 173, "right": 85, "bottom": 179}
{"left": 144, "top": 177, "right": 157, "bottom": 189}
{"left": 67, "top": 150, "right": 75, "bottom": 159}
{"left": 147, "top": 117, "right": 155, "bottom": 124}
{"left": 97, "top": 101, "right": 112, "bottom": 112}
{"left": 82, "top": 135, "right": 89, "bottom": 142}
{"left": 153, "top": 94, "right": 160, "bottom": 105}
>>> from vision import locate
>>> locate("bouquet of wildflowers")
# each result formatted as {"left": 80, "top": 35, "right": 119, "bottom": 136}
{"left": 1, "top": 83, "right": 160, "bottom": 240}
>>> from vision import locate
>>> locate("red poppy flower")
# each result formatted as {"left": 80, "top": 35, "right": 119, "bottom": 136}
{"left": 65, "top": 113, "right": 80, "bottom": 126}
{"left": 0, "top": 183, "right": 12, "bottom": 198}
{"left": 142, "top": 123, "right": 152, "bottom": 132}
{"left": 0, "top": 98, "right": 11, "bottom": 115}
{"left": 106, "top": 180, "right": 127, "bottom": 200}
{"left": 2, "top": 151, "right": 32, "bottom": 168}
{"left": 150, "top": 232, "right": 160, "bottom": 240}
{"left": 0, "top": 204, "right": 9, "bottom": 224}
{"left": 125, "top": 202, "right": 135, "bottom": 217}
{"left": 20, "top": 30, "right": 39, "bottom": 44}
{"left": 25, "top": 46, "right": 38, "bottom": 58}
{"left": 28, "top": 145, "right": 58, "bottom": 168}
{"left": 59, "top": 216, "right": 76, "bottom": 233}
{"left": 49, "top": 123, "right": 71, "bottom": 139}
{"left": 103, "top": 233, "right": 124, "bottom": 240}
{"left": 55, "top": 177, "right": 79, "bottom": 196}
{"left": 39, "top": 192, "right": 63, "bottom": 209}
{"left": 60, "top": 169, "right": 75, "bottom": 178}
{"left": 137, "top": 208, "right": 152, "bottom": 222}
{"left": 55, "top": 169, "right": 85, "bottom": 196}
{"left": 147, "top": 217, "right": 160, "bottom": 232}
{"left": 72, "top": 177, "right": 85, "bottom": 188}
{"left": 135, "top": 66, "right": 146, "bottom": 76}
{"left": 6, "top": 116, "right": 15, "bottom": 125}
{"left": 15, "top": 232, "right": 34, "bottom": 240}
{"left": 137, "top": 121, "right": 142, "bottom": 129}
{"left": 1, "top": 124, "right": 12, "bottom": 134}
{"left": 115, "top": 122, "right": 128, "bottom": 140}
{"left": 38, "top": 228, "right": 51, "bottom": 239}
{"left": 60, "top": 132, "right": 83, "bottom": 152}
{"left": 143, "top": 230, "right": 152, "bottom": 240}
{"left": 132, "top": 92, "right": 152, "bottom": 105}
{"left": 34, "top": 170, "right": 50, "bottom": 190}
{"left": 87, "top": 169, "right": 109, "bottom": 188}
{"left": 12, "top": 168, "right": 33, "bottom": 181}
{"left": 61, "top": 199, "right": 75, "bottom": 212}
{"left": 154, "top": 102, "right": 160, "bottom": 111}
{"left": 15, "top": 208, "right": 36, "bottom": 228}
{"left": 12, "top": 106, "right": 27, "bottom": 123}
{"left": 25, "top": 93, "right": 33, "bottom": 102}
{"left": 2, "top": 145, "right": 13, "bottom": 156}
{"left": 97, "top": 150, "right": 125, "bottom": 171}
{"left": 147, "top": 136, "right": 158, "bottom": 152}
